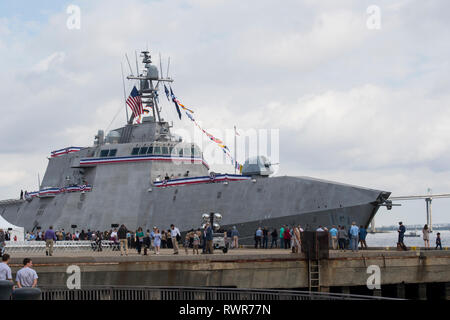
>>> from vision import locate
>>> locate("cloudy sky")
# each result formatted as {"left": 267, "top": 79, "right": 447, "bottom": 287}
{"left": 1, "top": 0, "right": 449, "bottom": 226}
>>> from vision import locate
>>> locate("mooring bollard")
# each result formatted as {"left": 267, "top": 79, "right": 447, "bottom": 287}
{"left": 0, "top": 280, "right": 14, "bottom": 300}
{"left": 11, "top": 287, "right": 42, "bottom": 300}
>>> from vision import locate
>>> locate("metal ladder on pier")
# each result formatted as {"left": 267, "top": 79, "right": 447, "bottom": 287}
{"left": 308, "top": 259, "right": 320, "bottom": 291}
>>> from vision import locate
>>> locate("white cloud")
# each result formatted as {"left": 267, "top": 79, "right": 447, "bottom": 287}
{"left": 0, "top": 170, "right": 26, "bottom": 188}
{"left": 32, "top": 51, "right": 66, "bottom": 73}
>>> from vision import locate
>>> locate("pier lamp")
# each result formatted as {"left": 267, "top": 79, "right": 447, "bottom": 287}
{"left": 201, "top": 212, "right": 222, "bottom": 231}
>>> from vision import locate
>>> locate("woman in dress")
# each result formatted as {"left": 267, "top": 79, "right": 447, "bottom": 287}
{"left": 193, "top": 231, "right": 200, "bottom": 254}
{"left": 184, "top": 233, "right": 191, "bottom": 254}
{"left": 153, "top": 228, "right": 162, "bottom": 254}
{"left": 422, "top": 224, "right": 430, "bottom": 249}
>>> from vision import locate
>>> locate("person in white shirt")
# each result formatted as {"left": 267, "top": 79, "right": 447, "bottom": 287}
{"left": 110, "top": 229, "right": 118, "bottom": 240}
{"left": 170, "top": 224, "right": 181, "bottom": 254}
{"left": 0, "top": 254, "right": 13, "bottom": 284}
{"left": 16, "top": 258, "right": 38, "bottom": 288}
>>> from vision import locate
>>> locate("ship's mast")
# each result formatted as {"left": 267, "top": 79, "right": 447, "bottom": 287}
{"left": 126, "top": 51, "right": 173, "bottom": 124}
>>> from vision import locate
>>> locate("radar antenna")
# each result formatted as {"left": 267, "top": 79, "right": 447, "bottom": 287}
{"left": 126, "top": 50, "right": 174, "bottom": 124}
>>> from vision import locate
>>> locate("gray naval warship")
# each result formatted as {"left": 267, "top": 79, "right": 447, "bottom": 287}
{"left": 0, "top": 51, "right": 391, "bottom": 242}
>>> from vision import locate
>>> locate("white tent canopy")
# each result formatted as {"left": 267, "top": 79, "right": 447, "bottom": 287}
{"left": 0, "top": 215, "right": 24, "bottom": 241}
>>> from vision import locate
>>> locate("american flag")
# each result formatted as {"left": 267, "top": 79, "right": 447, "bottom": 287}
{"left": 126, "top": 86, "right": 143, "bottom": 119}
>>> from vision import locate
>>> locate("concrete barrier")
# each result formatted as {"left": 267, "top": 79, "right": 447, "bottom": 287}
{"left": 0, "top": 280, "right": 13, "bottom": 300}
{"left": 11, "top": 287, "right": 42, "bottom": 300}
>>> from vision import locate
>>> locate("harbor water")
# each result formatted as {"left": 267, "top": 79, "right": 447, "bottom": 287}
{"left": 366, "top": 230, "right": 450, "bottom": 247}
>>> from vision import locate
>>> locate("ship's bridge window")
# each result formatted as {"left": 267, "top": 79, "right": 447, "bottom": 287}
{"left": 178, "top": 149, "right": 183, "bottom": 157}
{"left": 169, "top": 146, "right": 174, "bottom": 155}
{"left": 100, "top": 149, "right": 117, "bottom": 157}
{"left": 191, "top": 147, "right": 200, "bottom": 157}
{"left": 131, "top": 147, "right": 140, "bottom": 155}
{"left": 100, "top": 149, "right": 109, "bottom": 157}
{"left": 147, "top": 146, "right": 154, "bottom": 154}
{"left": 162, "top": 146, "right": 169, "bottom": 155}
{"left": 154, "top": 146, "right": 161, "bottom": 154}
{"left": 183, "top": 148, "right": 191, "bottom": 157}
{"left": 139, "top": 147, "right": 148, "bottom": 155}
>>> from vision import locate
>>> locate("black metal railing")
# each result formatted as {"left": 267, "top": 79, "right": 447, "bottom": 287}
{"left": 37, "top": 286, "right": 401, "bottom": 301}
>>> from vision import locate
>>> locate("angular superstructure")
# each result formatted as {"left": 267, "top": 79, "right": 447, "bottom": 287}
{"left": 0, "top": 51, "right": 391, "bottom": 242}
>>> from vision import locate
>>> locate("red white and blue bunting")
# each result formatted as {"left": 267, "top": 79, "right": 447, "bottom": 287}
{"left": 24, "top": 185, "right": 92, "bottom": 199}
{"left": 153, "top": 174, "right": 251, "bottom": 188}
{"left": 165, "top": 86, "right": 243, "bottom": 172}
{"left": 51, "top": 147, "right": 83, "bottom": 158}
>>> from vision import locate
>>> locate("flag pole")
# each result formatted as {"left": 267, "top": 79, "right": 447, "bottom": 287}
{"left": 166, "top": 56, "right": 171, "bottom": 78}
{"left": 159, "top": 53, "right": 163, "bottom": 79}
{"left": 121, "top": 63, "right": 129, "bottom": 122}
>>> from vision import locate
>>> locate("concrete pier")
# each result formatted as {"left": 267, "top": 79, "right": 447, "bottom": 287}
{"left": 7, "top": 248, "right": 450, "bottom": 299}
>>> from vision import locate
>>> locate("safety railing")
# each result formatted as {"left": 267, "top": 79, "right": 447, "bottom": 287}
{"left": 4, "top": 240, "right": 118, "bottom": 253}
{"left": 0, "top": 199, "right": 23, "bottom": 206}
{"left": 38, "top": 285, "right": 402, "bottom": 301}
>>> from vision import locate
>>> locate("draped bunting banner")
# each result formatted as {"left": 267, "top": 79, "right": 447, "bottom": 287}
{"left": 165, "top": 86, "right": 243, "bottom": 172}
{"left": 24, "top": 185, "right": 93, "bottom": 199}
{"left": 184, "top": 111, "right": 242, "bottom": 171}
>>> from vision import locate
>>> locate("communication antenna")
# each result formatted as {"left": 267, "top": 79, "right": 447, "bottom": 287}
{"left": 166, "top": 56, "right": 171, "bottom": 79}
{"left": 125, "top": 53, "right": 134, "bottom": 76}
{"left": 135, "top": 50, "right": 140, "bottom": 76}
{"left": 121, "top": 62, "right": 129, "bottom": 121}
{"left": 159, "top": 53, "right": 163, "bottom": 79}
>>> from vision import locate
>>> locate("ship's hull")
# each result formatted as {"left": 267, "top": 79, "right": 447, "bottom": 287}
{"left": 0, "top": 175, "right": 388, "bottom": 243}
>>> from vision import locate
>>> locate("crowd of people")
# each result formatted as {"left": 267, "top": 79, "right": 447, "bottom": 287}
{"left": 248, "top": 223, "right": 368, "bottom": 252}
{"left": 1, "top": 220, "right": 445, "bottom": 258}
